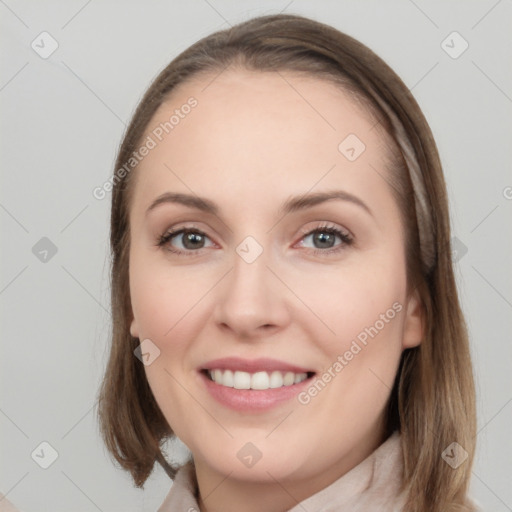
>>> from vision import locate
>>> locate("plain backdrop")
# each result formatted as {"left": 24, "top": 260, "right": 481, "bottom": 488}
{"left": 1, "top": 1, "right": 511, "bottom": 511}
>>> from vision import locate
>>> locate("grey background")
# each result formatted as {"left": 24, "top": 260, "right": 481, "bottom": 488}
{"left": 1, "top": 0, "right": 511, "bottom": 510}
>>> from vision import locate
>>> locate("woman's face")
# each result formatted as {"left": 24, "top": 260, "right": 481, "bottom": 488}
{"left": 128, "top": 69, "right": 423, "bottom": 487}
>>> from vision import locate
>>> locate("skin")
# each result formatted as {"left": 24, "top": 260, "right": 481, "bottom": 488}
{"left": 128, "top": 69, "right": 423, "bottom": 512}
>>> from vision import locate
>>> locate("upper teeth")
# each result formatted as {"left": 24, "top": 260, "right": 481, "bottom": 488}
{"left": 208, "top": 369, "right": 308, "bottom": 390}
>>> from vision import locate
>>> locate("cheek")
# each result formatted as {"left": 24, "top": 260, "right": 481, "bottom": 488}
{"left": 297, "top": 255, "right": 407, "bottom": 351}
{"left": 129, "top": 252, "right": 207, "bottom": 427}
{"left": 129, "top": 250, "right": 209, "bottom": 352}
{"left": 295, "top": 254, "right": 407, "bottom": 423}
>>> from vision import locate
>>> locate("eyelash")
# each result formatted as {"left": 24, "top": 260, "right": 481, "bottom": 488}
{"left": 156, "top": 222, "right": 353, "bottom": 257}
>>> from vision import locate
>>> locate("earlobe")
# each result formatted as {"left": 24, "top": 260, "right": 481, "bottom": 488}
{"left": 402, "top": 290, "right": 424, "bottom": 348}
{"left": 130, "top": 317, "right": 139, "bottom": 339}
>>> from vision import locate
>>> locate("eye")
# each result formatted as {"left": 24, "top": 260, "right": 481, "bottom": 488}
{"left": 297, "top": 223, "right": 353, "bottom": 255}
{"left": 157, "top": 227, "right": 215, "bottom": 256}
{"left": 156, "top": 222, "right": 353, "bottom": 257}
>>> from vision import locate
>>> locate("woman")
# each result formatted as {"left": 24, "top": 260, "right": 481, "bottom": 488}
{"left": 97, "top": 14, "right": 479, "bottom": 512}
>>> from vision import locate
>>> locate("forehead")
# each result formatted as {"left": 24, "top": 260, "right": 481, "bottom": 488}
{"left": 152, "top": 68, "right": 381, "bottom": 153}
{"left": 131, "top": 69, "right": 393, "bottom": 217}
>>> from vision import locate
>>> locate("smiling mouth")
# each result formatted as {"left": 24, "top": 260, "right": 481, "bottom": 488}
{"left": 202, "top": 369, "right": 316, "bottom": 390}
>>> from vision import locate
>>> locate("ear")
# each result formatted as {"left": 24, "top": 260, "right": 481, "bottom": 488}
{"left": 130, "top": 316, "right": 139, "bottom": 339}
{"left": 402, "top": 290, "right": 424, "bottom": 348}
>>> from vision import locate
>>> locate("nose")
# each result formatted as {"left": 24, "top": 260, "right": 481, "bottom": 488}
{"left": 212, "top": 246, "right": 291, "bottom": 341}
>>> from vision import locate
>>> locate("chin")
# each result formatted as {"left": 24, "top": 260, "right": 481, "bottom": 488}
{"left": 189, "top": 434, "right": 315, "bottom": 480}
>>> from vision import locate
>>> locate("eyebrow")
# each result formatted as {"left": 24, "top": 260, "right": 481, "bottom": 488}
{"left": 145, "top": 190, "right": 373, "bottom": 218}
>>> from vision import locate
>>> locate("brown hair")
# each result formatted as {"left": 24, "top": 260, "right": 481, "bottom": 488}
{"left": 97, "top": 13, "right": 477, "bottom": 512}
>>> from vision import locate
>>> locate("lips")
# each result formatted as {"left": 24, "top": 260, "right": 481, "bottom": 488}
{"left": 199, "top": 357, "right": 316, "bottom": 411}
